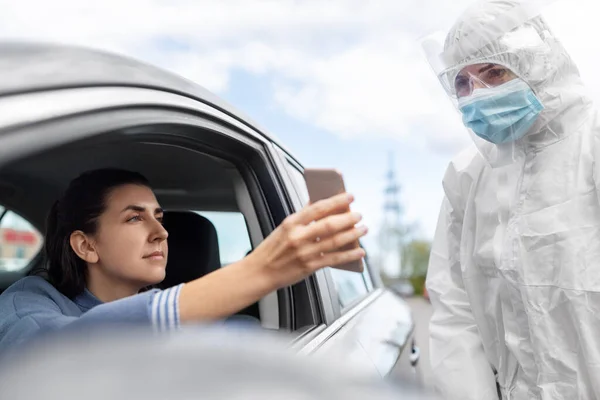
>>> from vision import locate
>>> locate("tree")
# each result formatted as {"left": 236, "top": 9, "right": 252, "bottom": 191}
{"left": 404, "top": 240, "right": 432, "bottom": 278}
{"left": 403, "top": 239, "right": 431, "bottom": 295}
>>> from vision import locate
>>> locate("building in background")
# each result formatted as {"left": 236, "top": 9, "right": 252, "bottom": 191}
{"left": 0, "top": 210, "right": 42, "bottom": 272}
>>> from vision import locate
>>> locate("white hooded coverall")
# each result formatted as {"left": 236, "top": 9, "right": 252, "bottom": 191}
{"left": 426, "top": 1, "right": 600, "bottom": 399}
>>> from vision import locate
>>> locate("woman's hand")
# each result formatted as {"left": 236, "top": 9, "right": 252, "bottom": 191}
{"left": 246, "top": 192, "right": 368, "bottom": 287}
{"left": 179, "top": 192, "right": 367, "bottom": 322}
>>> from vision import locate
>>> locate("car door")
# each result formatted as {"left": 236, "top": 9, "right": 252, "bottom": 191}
{"left": 269, "top": 144, "right": 422, "bottom": 385}
{"left": 0, "top": 76, "right": 341, "bottom": 340}
{"left": 0, "top": 44, "right": 423, "bottom": 389}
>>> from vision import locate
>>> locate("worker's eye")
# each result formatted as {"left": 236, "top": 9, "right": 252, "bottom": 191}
{"left": 455, "top": 75, "right": 471, "bottom": 97}
{"left": 485, "top": 67, "right": 507, "bottom": 84}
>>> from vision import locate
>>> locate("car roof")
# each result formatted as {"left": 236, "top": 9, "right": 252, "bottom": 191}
{"left": 0, "top": 41, "right": 299, "bottom": 159}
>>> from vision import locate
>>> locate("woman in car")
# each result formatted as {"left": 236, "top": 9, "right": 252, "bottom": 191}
{"left": 0, "top": 168, "right": 367, "bottom": 350}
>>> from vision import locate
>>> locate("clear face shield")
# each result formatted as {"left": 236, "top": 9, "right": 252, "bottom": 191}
{"left": 421, "top": 0, "right": 564, "bottom": 168}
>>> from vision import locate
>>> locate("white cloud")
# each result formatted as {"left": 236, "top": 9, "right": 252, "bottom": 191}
{"left": 0, "top": 0, "right": 596, "bottom": 156}
{"left": 0, "top": 0, "right": 479, "bottom": 155}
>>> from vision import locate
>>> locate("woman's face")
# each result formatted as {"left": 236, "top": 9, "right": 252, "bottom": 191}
{"left": 88, "top": 184, "right": 168, "bottom": 290}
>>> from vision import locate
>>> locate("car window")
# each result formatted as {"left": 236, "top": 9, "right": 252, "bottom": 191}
{"left": 329, "top": 268, "right": 369, "bottom": 308}
{"left": 195, "top": 211, "right": 252, "bottom": 266}
{"left": 285, "top": 164, "right": 370, "bottom": 310}
{"left": 286, "top": 165, "right": 310, "bottom": 206}
{"left": 0, "top": 208, "right": 43, "bottom": 272}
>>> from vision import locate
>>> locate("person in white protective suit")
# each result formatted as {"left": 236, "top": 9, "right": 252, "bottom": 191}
{"left": 425, "top": 0, "right": 600, "bottom": 399}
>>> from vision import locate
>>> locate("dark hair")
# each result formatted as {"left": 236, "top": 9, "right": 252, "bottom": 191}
{"left": 42, "top": 168, "right": 151, "bottom": 298}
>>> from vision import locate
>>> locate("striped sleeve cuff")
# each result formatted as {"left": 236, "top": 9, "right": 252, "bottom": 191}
{"left": 150, "top": 284, "right": 184, "bottom": 332}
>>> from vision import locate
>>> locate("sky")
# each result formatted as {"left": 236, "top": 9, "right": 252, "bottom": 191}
{"left": 0, "top": 0, "right": 599, "bottom": 273}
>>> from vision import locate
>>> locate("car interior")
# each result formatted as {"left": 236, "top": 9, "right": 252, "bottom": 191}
{"left": 0, "top": 132, "right": 283, "bottom": 328}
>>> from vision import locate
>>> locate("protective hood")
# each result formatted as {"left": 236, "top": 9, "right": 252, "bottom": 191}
{"left": 430, "top": 0, "right": 594, "bottom": 165}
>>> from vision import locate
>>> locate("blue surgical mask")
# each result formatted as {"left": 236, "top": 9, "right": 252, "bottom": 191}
{"left": 458, "top": 79, "right": 544, "bottom": 144}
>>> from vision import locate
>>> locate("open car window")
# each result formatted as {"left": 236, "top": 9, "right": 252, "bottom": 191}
{"left": 195, "top": 211, "right": 252, "bottom": 267}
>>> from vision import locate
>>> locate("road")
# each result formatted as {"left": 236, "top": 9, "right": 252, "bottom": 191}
{"left": 407, "top": 297, "right": 433, "bottom": 388}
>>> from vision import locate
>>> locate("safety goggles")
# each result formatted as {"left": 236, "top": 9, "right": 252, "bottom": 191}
{"left": 454, "top": 63, "right": 518, "bottom": 98}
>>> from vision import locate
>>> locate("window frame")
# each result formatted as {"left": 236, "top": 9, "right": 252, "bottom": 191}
{"left": 265, "top": 144, "right": 324, "bottom": 332}
{"left": 272, "top": 146, "right": 376, "bottom": 319}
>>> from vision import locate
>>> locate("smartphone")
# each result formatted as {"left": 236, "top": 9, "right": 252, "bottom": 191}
{"left": 303, "top": 168, "right": 364, "bottom": 273}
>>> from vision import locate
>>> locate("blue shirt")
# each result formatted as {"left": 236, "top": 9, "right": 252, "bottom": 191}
{"left": 0, "top": 276, "right": 183, "bottom": 353}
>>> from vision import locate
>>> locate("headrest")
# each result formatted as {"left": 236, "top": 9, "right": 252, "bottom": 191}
{"left": 159, "top": 211, "right": 220, "bottom": 289}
